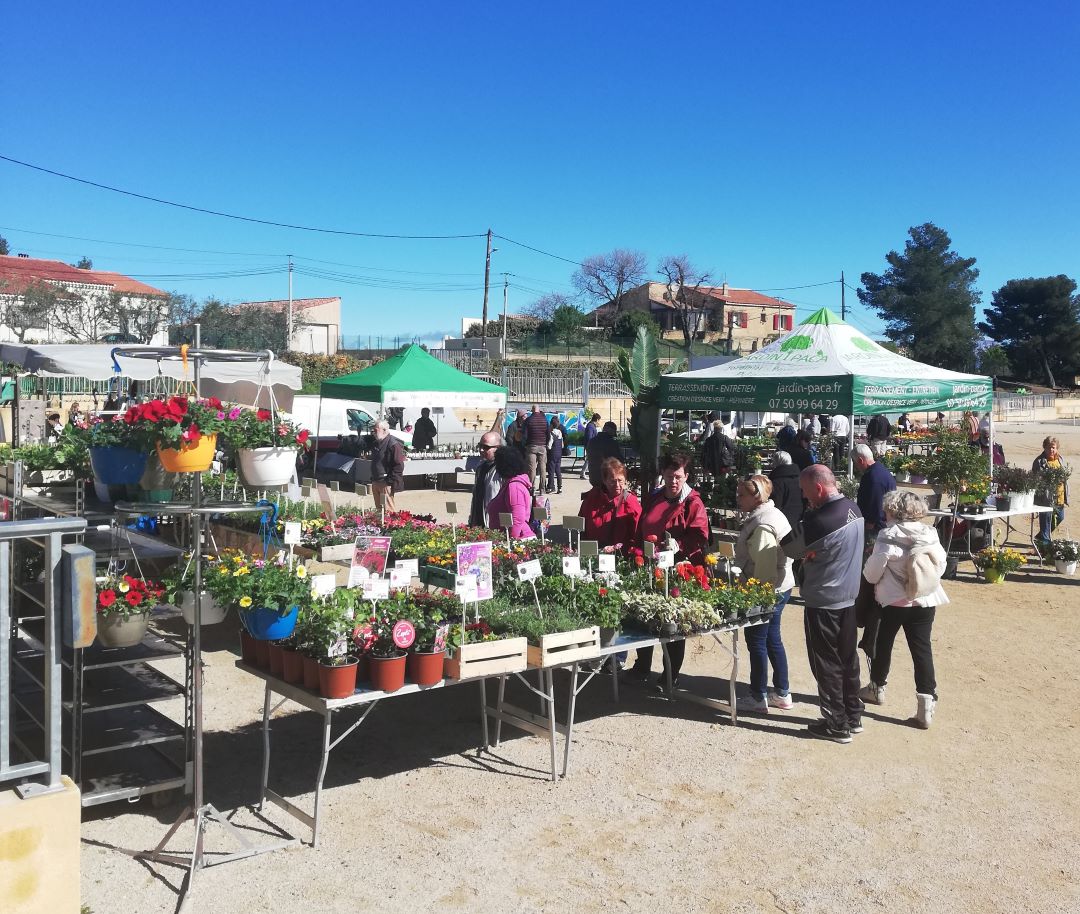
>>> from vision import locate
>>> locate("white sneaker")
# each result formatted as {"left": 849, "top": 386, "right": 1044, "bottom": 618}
{"left": 859, "top": 681, "right": 886, "bottom": 705}
{"left": 768, "top": 691, "right": 794, "bottom": 710}
{"left": 737, "top": 695, "right": 769, "bottom": 714}
{"left": 913, "top": 693, "right": 936, "bottom": 729}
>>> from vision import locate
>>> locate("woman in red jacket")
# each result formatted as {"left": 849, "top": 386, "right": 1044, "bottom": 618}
{"left": 578, "top": 457, "right": 641, "bottom": 553}
{"left": 627, "top": 451, "right": 710, "bottom": 691}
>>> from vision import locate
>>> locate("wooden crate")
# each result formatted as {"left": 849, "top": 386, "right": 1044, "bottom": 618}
{"left": 444, "top": 637, "right": 528, "bottom": 680}
{"left": 526, "top": 626, "right": 601, "bottom": 668}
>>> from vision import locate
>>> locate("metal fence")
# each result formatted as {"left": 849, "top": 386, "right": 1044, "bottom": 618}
{"left": 18, "top": 374, "right": 184, "bottom": 399}
{"left": 1, "top": 516, "right": 88, "bottom": 797}
{"left": 993, "top": 393, "right": 1056, "bottom": 421}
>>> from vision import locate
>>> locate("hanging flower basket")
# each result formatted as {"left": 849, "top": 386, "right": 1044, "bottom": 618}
{"left": 237, "top": 447, "right": 298, "bottom": 487}
{"left": 239, "top": 604, "right": 300, "bottom": 640}
{"left": 157, "top": 433, "right": 217, "bottom": 473}
{"left": 179, "top": 590, "right": 228, "bottom": 626}
{"left": 89, "top": 447, "right": 148, "bottom": 486}
{"left": 97, "top": 610, "right": 150, "bottom": 648}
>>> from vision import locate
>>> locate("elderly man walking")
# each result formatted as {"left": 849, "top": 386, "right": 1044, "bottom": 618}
{"left": 469, "top": 429, "right": 503, "bottom": 527}
{"left": 794, "top": 465, "right": 865, "bottom": 743}
{"left": 370, "top": 419, "right": 405, "bottom": 512}
{"left": 524, "top": 404, "right": 550, "bottom": 495}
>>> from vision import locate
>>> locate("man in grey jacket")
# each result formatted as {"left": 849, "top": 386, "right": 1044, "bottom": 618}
{"left": 795, "top": 465, "right": 865, "bottom": 743}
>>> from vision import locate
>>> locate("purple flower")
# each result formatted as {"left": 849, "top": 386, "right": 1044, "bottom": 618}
{"left": 216, "top": 411, "right": 226, "bottom": 420}
{"left": 228, "top": 407, "right": 242, "bottom": 420}
{"left": 254, "top": 559, "right": 266, "bottom": 568}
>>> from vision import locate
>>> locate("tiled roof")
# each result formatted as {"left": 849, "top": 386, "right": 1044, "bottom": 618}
{"left": 231, "top": 297, "right": 340, "bottom": 314}
{"left": 0, "top": 256, "right": 167, "bottom": 297}
{"left": 697, "top": 286, "right": 796, "bottom": 310}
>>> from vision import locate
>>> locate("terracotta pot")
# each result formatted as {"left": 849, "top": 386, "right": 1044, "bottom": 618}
{"left": 267, "top": 642, "right": 285, "bottom": 676}
{"left": 254, "top": 637, "right": 271, "bottom": 669}
{"left": 157, "top": 433, "right": 218, "bottom": 474}
{"left": 97, "top": 611, "right": 149, "bottom": 648}
{"left": 369, "top": 651, "right": 407, "bottom": 692}
{"left": 238, "top": 446, "right": 298, "bottom": 487}
{"left": 281, "top": 648, "right": 305, "bottom": 684}
{"left": 406, "top": 649, "right": 446, "bottom": 686}
{"left": 302, "top": 654, "right": 320, "bottom": 690}
{"left": 356, "top": 652, "right": 371, "bottom": 682}
{"left": 318, "top": 656, "right": 359, "bottom": 699}
{"left": 239, "top": 629, "right": 258, "bottom": 664}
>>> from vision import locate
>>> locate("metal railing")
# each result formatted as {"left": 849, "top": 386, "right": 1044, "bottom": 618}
{"left": 1, "top": 516, "right": 87, "bottom": 797}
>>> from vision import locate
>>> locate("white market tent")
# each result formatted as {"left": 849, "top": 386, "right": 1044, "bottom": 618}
{"left": 660, "top": 308, "right": 993, "bottom": 417}
{"left": 0, "top": 343, "right": 302, "bottom": 407}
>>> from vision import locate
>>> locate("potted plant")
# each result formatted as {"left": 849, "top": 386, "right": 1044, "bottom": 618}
{"left": 224, "top": 407, "right": 310, "bottom": 487}
{"left": 123, "top": 395, "right": 230, "bottom": 474}
{"left": 96, "top": 573, "right": 165, "bottom": 648}
{"left": 993, "top": 465, "right": 1033, "bottom": 511}
{"left": 71, "top": 414, "right": 152, "bottom": 489}
{"left": 299, "top": 595, "right": 358, "bottom": 697}
{"left": 1051, "top": 540, "right": 1079, "bottom": 575}
{"left": 205, "top": 550, "right": 310, "bottom": 640}
{"left": 919, "top": 428, "right": 992, "bottom": 508}
{"left": 404, "top": 591, "right": 454, "bottom": 686}
{"left": 363, "top": 595, "right": 412, "bottom": 693}
{"left": 575, "top": 581, "right": 623, "bottom": 646}
{"left": 1034, "top": 464, "right": 1072, "bottom": 512}
{"left": 974, "top": 546, "right": 1026, "bottom": 584}
{"left": 161, "top": 557, "right": 228, "bottom": 626}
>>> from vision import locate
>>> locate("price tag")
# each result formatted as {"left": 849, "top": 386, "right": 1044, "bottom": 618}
{"left": 644, "top": 541, "right": 657, "bottom": 559}
{"left": 395, "top": 558, "right": 419, "bottom": 577}
{"left": 327, "top": 636, "right": 347, "bottom": 658}
{"left": 446, "top": 501, "right": 458, "bottom": 515}
{"left": 532, "top": 505, "right": 549, "bottom": 523}
{"left": 211, "top": 460, "right": 223, "bottom": 475}
{"left": 562, "top": 515, "right": 585, "bottom": 533}
{"left": 283, "top": 522, "right": 302, "bottom": 545}
{"left": 562, "top": 556, "right": 582, "bottom": 577}
{"left": 579, "top": 539, "right": 599, "bottom": 558}
{"left": 498, "top": 512, "right": 514, "bottom": 530}
{"left": 389, "top": 566, "right": 411, "bottom": 588}
{"left": 363, "top": 578, "right": 390, "bottom": 600}
{"left": 311, "top": 574, "right": 336, "bottom": 597}
{"left": 392, "top": 620, "right": 416, "bottom": 649}
{"left": 656, "top": 549, "right": 676, "bottom": 569}
{"left": 455, "top": 574, "right": 479, "bottom": 602}
{"left": 516, "top": 559, "right": 542, "bottom": 582}
{"left": 598, "top": 554, "right": 616, "bottom": 572}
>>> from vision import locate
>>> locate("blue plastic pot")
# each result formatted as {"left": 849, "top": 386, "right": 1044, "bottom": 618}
{"left": 239, "top": 605, "right": 299, "bottom": 641}
{"left": 89, "top": 447, "right": 148, "bottom": 486}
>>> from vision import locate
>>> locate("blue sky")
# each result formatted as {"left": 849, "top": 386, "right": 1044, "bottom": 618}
{"left": 2, "top": 1, "right": 1077, "bottom": 346}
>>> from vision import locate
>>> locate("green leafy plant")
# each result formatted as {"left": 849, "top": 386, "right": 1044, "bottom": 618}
{"left": 994, "top": 464, "right": 1033, "bottom": 494}
{"left": 617, "top": 326, "right": 662, "bottom": 489}
{"left": 1050, "top": 540, "right": 1079, "bottom": 562}
{"left": 573, "top": 581, "right": 623, "bottom": 629}
{"left": 220, "top": 407, "right": 311, "bottom": 451}
{"left": 917, "top": 428, "right": 990, "bottom": 497}
{"left": 974, "top": 547, "right": 1026, "bottom": 573}
{"left": 203, "top": 550, "right": 311, "bottom": 613}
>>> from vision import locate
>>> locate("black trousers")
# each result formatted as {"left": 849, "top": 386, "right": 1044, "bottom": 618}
{"left": 631, "top": 641, "right": 685, "bottom": 679}
{"left": 804, "top": 605, "right": 863, "bottom": 731}
{"left": 870, "top": 604, "right": 937, "bottom": 697}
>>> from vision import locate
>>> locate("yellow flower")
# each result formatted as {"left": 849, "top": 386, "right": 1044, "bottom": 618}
{"left": 704, "top": 553, "right": 718, "bottom": 566}
{"left": 296, "top": 565, "right": 307, "bottom": 579}
{"left": 234, "top": 566, "right": 250, "bottom": 577}
{"left": 219, "top": 566, "right": 230, "bottom": 575}
{"left": 239, "top": 596, "right": 252, "bottom": 608}
{"left": 118, "top": 581, "right": 130, "bottom": 593}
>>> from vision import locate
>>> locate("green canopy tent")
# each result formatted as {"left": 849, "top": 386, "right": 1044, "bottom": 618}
{"left": 660, "top": 308, "right": 995, "bottom": 476}
{"left": 314, "top": 344, "right": 508, "bottom": 467}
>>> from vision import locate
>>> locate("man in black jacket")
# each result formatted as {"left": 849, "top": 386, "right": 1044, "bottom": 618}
{"left": 370, "top": 420, "right": 405, "bottom": 512}
{"left": 866, "top": 413, "right": 891, "bottom": 457}
{"left": 793, "top": 465, "right": 865, "bottom": 744}
{"left": 468, "top": 430, "right": 503, "bottom": 527}
{"left": 769, "top": 450, "right": 804, "bottom": 530}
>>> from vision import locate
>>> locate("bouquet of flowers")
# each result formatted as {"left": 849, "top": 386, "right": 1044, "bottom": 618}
{"left": 123, "top": 396, "right": 230, "bottom": 452}
{"left": 97, "top": 573, "right": 164, "bottom": 618}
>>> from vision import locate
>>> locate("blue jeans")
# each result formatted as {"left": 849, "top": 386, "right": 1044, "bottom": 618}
{"left": 1038, "top": 505, "right": 1065, "bottom": 544}
{"left": 744, "top": 590, "right": 791, "bottom": 700}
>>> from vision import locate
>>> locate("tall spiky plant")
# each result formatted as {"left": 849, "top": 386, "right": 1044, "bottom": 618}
{"left": 617, "top": 326, "right": 662, "bottom": 490}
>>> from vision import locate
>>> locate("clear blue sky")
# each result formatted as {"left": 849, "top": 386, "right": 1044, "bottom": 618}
{"left": 2, "top": 1, "right": 1077, "bottom": 346}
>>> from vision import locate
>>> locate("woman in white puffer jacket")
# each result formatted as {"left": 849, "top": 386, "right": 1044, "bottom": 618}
{"left": 860, "top": 490, "right": 948, "bottom": 729}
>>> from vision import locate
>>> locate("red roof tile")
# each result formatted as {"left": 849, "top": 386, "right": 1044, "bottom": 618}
{"left": 0, "top": 256, "right": 167, "bottom": 297}
{"left": 231, "top": 297, "right": 340, "bottom": 314}
{"left": 696, "top": 286, "right": 795, "bottom": 310}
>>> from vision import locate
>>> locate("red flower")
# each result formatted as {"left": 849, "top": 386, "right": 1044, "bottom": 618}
{"left": 296, "top": 429, "right": 310, "bottom": 444}
{"left": 634, "top": 555, "right": 644, "bottom": 567}
{"left": 99, "top": 589, "right": 117, "bottom": 608}
{"left": 205, "top": 396, "right": 222, "bottom": 409}
{"left": 671, "top": 587, "right": 681, "bottom": 597}
{"left": 125, "top": 591, "right": 143, "bottom": 606}
{"left": 181, "top": 423, "right": 201, "bottom": 442}
{"left": 167, "top": 397, "right": 189, "bottom": 419}
{"left": 257, "top": 409, "right": 272, "bottom": 421}
{"left": 598, "top": 588, "right": 608, "bottom": 596}
{"left": 645, "top": 534, "right": 658, "bottom": 543}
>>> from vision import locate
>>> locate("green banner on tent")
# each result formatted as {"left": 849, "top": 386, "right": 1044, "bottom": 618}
{"left": 853, "top": 376, "right": 992, "bottom": 414}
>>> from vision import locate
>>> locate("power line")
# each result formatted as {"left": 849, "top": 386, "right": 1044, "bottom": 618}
{"left": 0, "top": 224, "right": 282, "bottom": 257}
{"left": 493, "top": 233, "right": 583, "bottom": 267}
{"left": 0, "top": 154, "right": 487, "bottom": 240}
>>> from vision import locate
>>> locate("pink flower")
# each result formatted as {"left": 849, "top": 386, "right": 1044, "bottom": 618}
{"left": 216, "top": 411, "right": 226, "bottom": 420}
{"left": 228, "top": 407, "right": 242, "bottom": 420}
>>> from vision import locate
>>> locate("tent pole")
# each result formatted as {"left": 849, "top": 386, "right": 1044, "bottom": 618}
{"left": 847, "top": 414, "right": 855, "bottom": 478}
{"left": 988, "top": 407, "right": 995, "bottom": 484}
{"left": 313, "top": 396, "right": 323, "bottom": 472}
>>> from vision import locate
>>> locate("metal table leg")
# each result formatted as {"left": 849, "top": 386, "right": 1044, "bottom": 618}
{"left": 493, "top": 675, "right": 506, "bottom": 746}
{"left": 478, "top": 678, "right": 489, "bottom": 750}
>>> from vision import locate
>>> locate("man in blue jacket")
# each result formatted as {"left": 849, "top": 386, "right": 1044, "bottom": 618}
{"left": 793, "top": 465, "right": 865, "bottom": 743}
{"left": 854, "top": 444, "right": 896, "bottom": 536}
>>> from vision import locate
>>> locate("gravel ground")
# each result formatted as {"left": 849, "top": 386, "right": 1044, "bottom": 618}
{"left": 78, "top": 422, "right": 1080, "bottom": 913}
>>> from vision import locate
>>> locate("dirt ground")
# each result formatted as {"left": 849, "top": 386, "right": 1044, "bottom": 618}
{"left": 78, "top": 421, "right": 1080, "bottom": 914}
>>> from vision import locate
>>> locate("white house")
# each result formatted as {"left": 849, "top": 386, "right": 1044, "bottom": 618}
{"left": 231, "top": 297, "right": 342, "bottom": 354}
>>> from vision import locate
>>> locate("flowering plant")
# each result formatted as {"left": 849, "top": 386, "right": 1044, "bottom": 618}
{"left": 1051, "top": 540, "right": 1080, "bottom": 563}
{"left": 974, "top": 547, "right": 1026, "bottom": 573}
{"left": 221, "top": 408, "right": 311, "bottom": 451}
{"left": 203, "top": 549, "right": 311, "bottom": 613}
{"left": 573, "top": 581, "right": 623, "bottom": 629}
{"left": 97, "top": 573, "right": 164, "bottom": 618}
{"left": 123, "top": 396, "right": 230, "bottom": 451}
{"left": 70, "top": 414, "right": 152, "bottom": 450}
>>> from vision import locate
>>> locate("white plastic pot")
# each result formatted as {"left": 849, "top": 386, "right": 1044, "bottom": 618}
{"left": 1055, "top": 560, "right": 1077, "bottom": 576}
{"left": 237, "top": 447, "right": 298, "bottom": 487}
{"left": 180, "top": 590, "right": 228, "bottom": 625}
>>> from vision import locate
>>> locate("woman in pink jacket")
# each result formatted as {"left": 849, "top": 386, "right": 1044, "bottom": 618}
{"left": 486, "top": 446, "right": 536, "bottom": 539}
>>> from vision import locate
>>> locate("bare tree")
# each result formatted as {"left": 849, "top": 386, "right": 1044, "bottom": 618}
{"left": 1, "top": 280, "right": 63, "bottom": 342}
{"left": 50, "top": 288, "right": 113, "bottom": 342}
{"left": 524, "top": 292, "right": 574, "bottom": 323}
{"left": 97, "top": 290, "right": 170, "bottom": 342}
{"left": 657, "top": 255, "right": 712, "bottom": 349}
{"left": 572, "top": 249, "right": 647, "bottom": 322}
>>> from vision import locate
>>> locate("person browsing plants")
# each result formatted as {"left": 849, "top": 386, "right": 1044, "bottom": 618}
{"left": 1032, "top": 436, "right": 1070, "bottom": 546}
{"left": 578, "top": 457, "right": 641, "bottom": 555}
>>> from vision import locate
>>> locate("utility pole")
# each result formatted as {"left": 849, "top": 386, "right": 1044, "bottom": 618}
{"left": 480, "top": 228, "right": 493, "bottom": 347}
{"left": 287, "top": 254, "right": 294, "bottom": 352}
{"left": 501, "top": 273, "right": 509, "bottom": 356}
{"left": 840, "top": 270, "right": 846, "bottom": 320}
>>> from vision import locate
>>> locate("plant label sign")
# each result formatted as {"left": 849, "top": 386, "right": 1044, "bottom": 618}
{"left": 455, "top": 574, "right": 479, "bottom": 602}
{"left": 317, "top": 483, "right": 335, "bottom": 518}
{"left": 392, "top": 620, "right": 416, "bottom": 650}
{"left": 562, "top": 515, "right": 585, "bottom": 533}
{"left": 516, "top": 559, "right": 542, "bottom": 582}
{"left": 562, "top": 556, "right": 582, "bottom": 578}
{"left": 283, "top": 522, "right": 302, "bottom": 545}
{"left": 598, "top": 554, "right": 616, "bottom": 572}
{"left": 311, "top": 574, "right": 337, "bottom": 597}
{"left": 433, "top": 622, "right": 450, "bottom": 653}
{"left": 211, "top": 460, "right": 223, "bottom": 475}
{"left": 363, "top": 578, "right": 390, "bottom": 600}
{"left": 656, "top": 550, "right": 676, "bottom": 569}
{"left": 445, "top": 501, "right": 458, "bottom": 515}
{"left": 349, "top": 535, "right": 392, "bottom": 587}
{"left": 395, "top": 558, "right": 419, "bottom": 578}
{"left": 579, "top": 539, "right": 599, "bottom": 558}
{"left": 389, "top": 566, "right": 411, "bottom": 589}
{"left": 327, "top": 636, "right": 348, "bottom": 658}
{"left": 644, "top": 540, "right": 657, "bottom": 559}
{"left": 456, "top": 541, "right": 493, "bottom": 601}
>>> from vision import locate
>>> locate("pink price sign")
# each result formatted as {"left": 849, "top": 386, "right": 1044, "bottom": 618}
{"left": 392, "top": 620, "right": 416, "bottom": 650}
